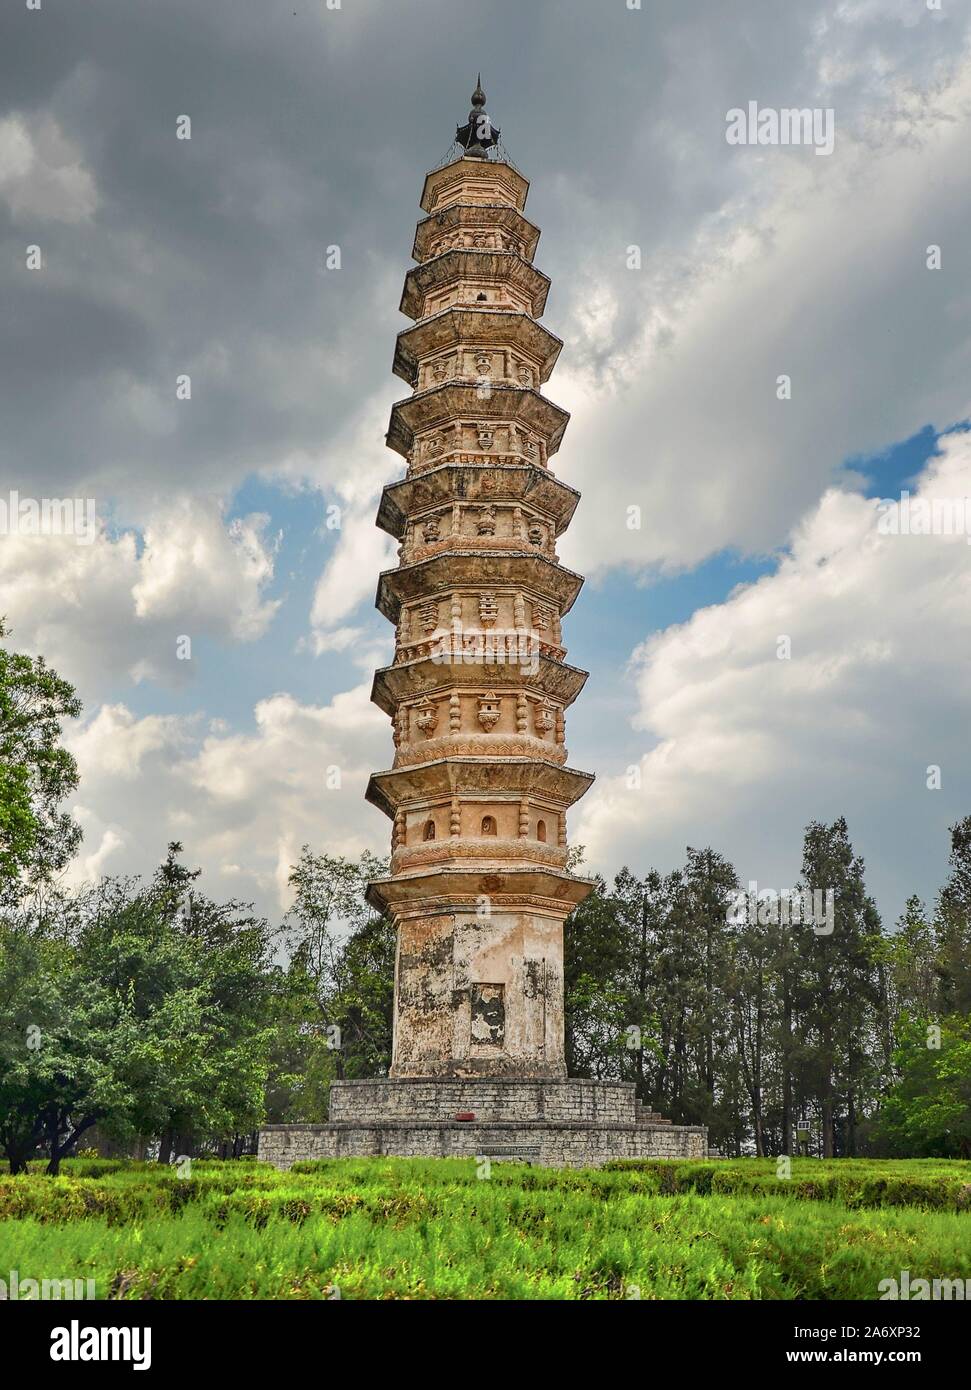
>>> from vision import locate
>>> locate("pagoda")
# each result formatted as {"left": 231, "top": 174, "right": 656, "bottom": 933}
{"left": 365, "top": 75, "right": 593, "bottom": 1080}
{"left": 260, "top": 83, "right": 706, "bottom": 1166}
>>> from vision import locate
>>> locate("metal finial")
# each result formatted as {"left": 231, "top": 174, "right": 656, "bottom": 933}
{"left": 456, "top": 76, "right": 500, "bottom": 160}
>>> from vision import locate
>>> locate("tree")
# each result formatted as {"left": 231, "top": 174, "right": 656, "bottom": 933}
{"left": 0, "top": 851, "right": 275, "bottom": 1172}
{"left": 798, "top": 818, "right": 882, "bottom": 1156}
{"left": 877, "top": 1015, "right": 971, "bottom": 1158}
{"left": 132, "top": 845, "right": 276, "bottom": 1161}
{"left": 0, "top": 619, "right": 82, "bottom": 907}
{"left": 935, "top": 817, "right": 971, "bottom": 1016}
{"left": 0, "top": 927, "right": 117, "bottom": 1173}
{"left": 277, "top": 848, "right": 393, "bottom": 1105}
{"left": 564, "top": 874, "right": 638, "bottom": 1081}
{"left": 726, "top": 910, "right": 774, "bottom": 1155}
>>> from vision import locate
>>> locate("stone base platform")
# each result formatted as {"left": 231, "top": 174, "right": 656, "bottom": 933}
{"left": 259, "top": 1078, "right": 706, "bottom": 1170}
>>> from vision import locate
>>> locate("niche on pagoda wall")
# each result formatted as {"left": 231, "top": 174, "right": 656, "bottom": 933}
{"left": 421, "top": 279, "right": 532, "bottom": 317}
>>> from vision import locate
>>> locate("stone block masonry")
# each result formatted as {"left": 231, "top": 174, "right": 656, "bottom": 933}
{"left": 260, "top": 1077, "right": 706, "bottom": 1169}
{"left": 259, "top": 1120, "right": 706, "bottom": 1170}
{"left": 328, "top": 1077, "right": 635, "bottom": 1124}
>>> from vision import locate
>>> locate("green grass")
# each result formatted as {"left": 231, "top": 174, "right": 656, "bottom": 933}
{"left": 1, "top": 1157, "right": 969, "bottom": 1299}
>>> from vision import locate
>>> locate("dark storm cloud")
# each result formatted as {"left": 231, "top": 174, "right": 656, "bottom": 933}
{"left": 3, "top": 0, "right": 957, "bottom": 508}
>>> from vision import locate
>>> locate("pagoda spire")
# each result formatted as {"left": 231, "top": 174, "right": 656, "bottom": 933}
{"left": 456, "top": 75, "right": 501, "bottom": 159}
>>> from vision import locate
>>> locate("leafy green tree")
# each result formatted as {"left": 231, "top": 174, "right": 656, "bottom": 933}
{"left": 0, "top": 619, "right": 82, "bottom": 906}
{"left": 798, "top": 818, "right": 883, "bottom": 1156}
{"left": 935, "top": 817, "right": 971, "bottom": 1016}
{"left": 263, "top": 958, "right": 339, "bottom": 1125}
{"left": 725, "top": 910, "right": 774, "bottom": 1155}
{"left": 277, "top": 848, "right": 393, "bottom": 1105}
{"left": 610, "top": 868, "right": 666, "bottom": 1099}
{"left": 336, "top": 907, "right": 396, "bottom": 1077}
{"left": 565, "top": 874, "right": 636, "bottom": 1080}
{"left": 0, "top": 928, "right": 113, "bottom": 1173}
{"left": 877, "top": 1014, "right": 971, "bottom": 1157}
{"left": 0, "top": 850, "right": 275, "bottom": 1172}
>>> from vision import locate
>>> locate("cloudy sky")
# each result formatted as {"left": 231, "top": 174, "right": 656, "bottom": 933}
{"left": 2, "top": 0, "right": 970, "bottom": 925}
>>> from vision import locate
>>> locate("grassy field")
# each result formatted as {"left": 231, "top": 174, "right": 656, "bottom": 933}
{"left": 0, "top": 1157, "right": 969, "bottom": 1300}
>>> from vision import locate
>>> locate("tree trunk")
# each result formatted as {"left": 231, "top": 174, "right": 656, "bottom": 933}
{"left": 46, "top": 1112, "right": 62, "bottom": 1176}
{"left": 46, "top": 1114, "right": 100, "bottom": 1175}
{"left": 822, "top": 1095, "right": 835, "bottom": 1159}
{"left": 637, "top": 891, "right": 648, "bottom": 1099}
{"left": 782, "top": 983, "right": 793, "bottom": 1153}
{"left": 7, "top": 1144, "right": 32, "bottom": 1175}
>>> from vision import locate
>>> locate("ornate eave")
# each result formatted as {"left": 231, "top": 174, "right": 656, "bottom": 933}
{"left": 366, "top": 865, "right": 594, "bottom": 916}
{"left": 366, "top": 757, "right": 595, "bottom": 819}
{"left": 370, "top": 651, "right": 588, "bottom": 716}
{"left": 392, "top": 307, "right": 562, "bottom": 386}
{"left": 419, "top": 157, "right": 530, "bottom": 215}
{"left": 377, "top": 461, "right": 578, "bottom": 538}
{"left": 399, "top": 249, "right": 551, "bottom": 321}
{"left": 386, "top": 382, "right": 569, "bottom": 459}
{"left": 376, "top": 462, "right": 579, "bottom": 539}
{"left": 375, "top": 550, "right": 584, "bottom": 622}
{"left": 412, "top": 203, "right": 541, "bottom": 263}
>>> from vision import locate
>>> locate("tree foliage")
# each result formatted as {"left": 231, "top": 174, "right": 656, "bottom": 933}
{"left": 0, "top": 619, "right": 82, "bottom": 906}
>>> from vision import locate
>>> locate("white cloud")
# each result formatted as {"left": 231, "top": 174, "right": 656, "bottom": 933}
{"left": 68, "top": 704, "right": 191, "bottom": 780}
{"left": 557, "top": 51, "right": 971, "bottom": 579}
{"left": 132, "top": 501, "right": 281, "bottom": 641}
{"left": 63, "top": 684, "right": 389, "bottom": 917}
{"left": 297, "top": 388, "right": 399, "bottom": 653}
{"left": 0, "top": 113, "right": 97, "bottom": 223}
{"left": 0, "top": 496, "right": 281, "bottom": 695}
{"left": 70, "top": 818, "right": 125, "bottom": 885}
{"left": 576, "top": 429, "right": 971, "bottom": 919}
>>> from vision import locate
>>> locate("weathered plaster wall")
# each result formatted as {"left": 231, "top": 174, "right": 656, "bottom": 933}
{"left": 391, "top": 908, "right": 566, "bottom": 1077}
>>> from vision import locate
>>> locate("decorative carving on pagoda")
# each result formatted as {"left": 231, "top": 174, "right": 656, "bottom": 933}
{"left": 534, "top": 697, "right": 557, "bottom": 740}
{"left": 479, "top": 591, "right": 498, "bottom": 626}
{"left": 477, "top": 691, "right": 501, "bottom": 731}
{"left": 419, "top": 599, "right": 439, "bottom": 634}
{"left": 415, "top": 697, "right": 439, "bottom": 737}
